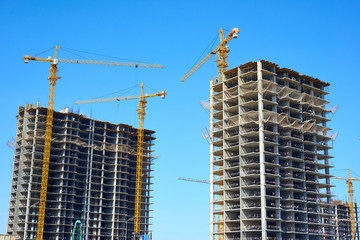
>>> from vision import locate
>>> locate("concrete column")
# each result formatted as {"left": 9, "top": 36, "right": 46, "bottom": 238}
{"left": 271, "top": 72, "right": 281, "bottom": 239}
{"left": 220, "top": 73, "right": 226, "bottom": 240}
{"left": 111, "top": 126, "right": 119, "bottom": 240}
{"left": 210, "top": 79, "right": 215, "bottom": 240}
{"left": 335, "top": 205, "right": 339, "bottom": 240}
{"left": 236, "top": 66, "right": 243, "bottom": 240}
{"left": 97, "top": 130, "right": 107, "bottom": 240}
{"left": 238, "top": 66, "right": 246, "bottom": 240}
{"left": 257, "top": 61, "right": 267, "bottom": 239}
{"left": 85, "top": 120, "right": 95, "bottom": 240}
{"left": 23, "top": 108, "right": 40, "bottom": 240}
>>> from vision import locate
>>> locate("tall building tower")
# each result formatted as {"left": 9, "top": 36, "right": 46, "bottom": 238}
{"left": 7, "top": 103, "right": 154, "bottom": 240}
{"left": 332, "top": 201, "right": 352, "bottom": 240}
{"left": 210, "top": 60, "right": 334, "bottom": 240}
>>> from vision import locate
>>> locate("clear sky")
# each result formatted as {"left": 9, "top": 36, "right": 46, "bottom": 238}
{"left": 1, "top": 0, "right": 360, "bottom": 239}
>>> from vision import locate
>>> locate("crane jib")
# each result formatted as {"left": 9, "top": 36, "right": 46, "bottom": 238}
{"left": 23, "top": 56, "right": 164, "bottom": 68}
{"left": 180, "top": 27, "right": 240, "bottom": 82}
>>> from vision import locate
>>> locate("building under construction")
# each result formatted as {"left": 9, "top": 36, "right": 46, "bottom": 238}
{"left": 7, "top": 103, "right": 154, "bottom": 240}
{"left": 210, "top": 60, "right": 335, "bottom": 240}
{"left": 331, "top": 200, "right": 360, "bottom": 240}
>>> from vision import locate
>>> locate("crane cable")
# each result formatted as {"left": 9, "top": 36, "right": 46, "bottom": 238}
{"left": 32, "top": 46, "right": 57, "bottom": 57}
{"left": 61, "top": 48, "right": 90, "bottom": 60}
{"left": 185, "top": 33, "right": 219, "bottom": 75}
{"left": 61, "top": 47, "right": 151, "bottom": 64}
{"left": 92, "top": 84, "right": 139, "bottom": 100}
{"left": 350, "top": 170, "right": 360, "bottom": 179}
{"left": 143, "top": 83, "right": 162, "bottom": 95}
{"left": 29, "top": 46, "right": 153, "bottom": 64}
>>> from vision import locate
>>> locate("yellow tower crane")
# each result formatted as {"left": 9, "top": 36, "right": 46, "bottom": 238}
{"left": 74, "top": 83, "right": 167, "bottom": 238}
{"left": 332, "top": 169, "right": 360, "bottom": 240}
{"left": 180, "top": 27, "right": 238, "bottom": 240}
{"left": 23, "top": 46, "right": 164, "bottom": 240}
{"left": 180, "top": 27, "right": 240, "bottom": 82}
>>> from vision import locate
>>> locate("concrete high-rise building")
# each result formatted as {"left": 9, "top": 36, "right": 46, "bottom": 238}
{"left": 7, "top": 103, "right": 154, "bottom": 240}
{"left": 332, "top": 201, "right": 352, "bottom": 240}
{"left": 210, "top": 60, "right": 334, "bottom": 240}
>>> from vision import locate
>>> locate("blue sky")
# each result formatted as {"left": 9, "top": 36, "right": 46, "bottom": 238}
{"left": 1, "top": 0, "right": 360, "bottom": 239}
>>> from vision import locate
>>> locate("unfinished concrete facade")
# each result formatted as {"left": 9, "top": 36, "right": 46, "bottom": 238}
{"left": 7, "top": 104, "right": 154, "bottom": 240}
{"left": 332, "top": 201, "right": 352, "bottom": 240}
{"left": 210, "top": 60, "right": 334, "bottom": 240}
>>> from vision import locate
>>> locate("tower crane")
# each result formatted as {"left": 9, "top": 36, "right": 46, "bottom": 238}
{"left": 180, "top": 28, "right": 238, "bottom": 240}
{"left": 75, "top": 83, "right": 167, "bottom": 239}
{"left": 180, "top": 27, "right": 240, "bottom": 82}
{"left": 24, "top": 46, "right": 164, "bottom": 240}
{"left": 332, "top": 169, "right": 360, "bottom": 240}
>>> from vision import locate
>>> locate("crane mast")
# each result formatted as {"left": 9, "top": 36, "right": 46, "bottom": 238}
{"left": 347, "top": 169, "right": 356, "bottom": 240}
{"left": 36, "top": 46, "right": 60, "bottom": 240}
{"left": 134, "top": 85, "right": 146, "bottom": 235}
{"left": 216, "top": 28, "right": 230, "bottom": 76}
{"left": 24, "top": 46, "right": 164, "bottom": 240}
{"left": 75, "top": 84, "right": 167, "bottom": 238}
